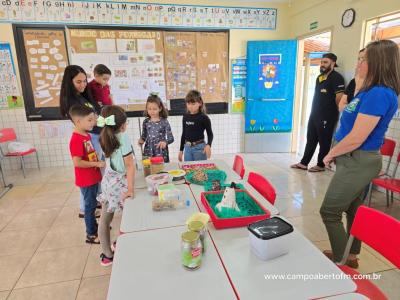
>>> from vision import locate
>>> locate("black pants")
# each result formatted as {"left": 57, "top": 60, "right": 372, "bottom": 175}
{"left": 301, "top": 117, "right": 337, "bottom": 168}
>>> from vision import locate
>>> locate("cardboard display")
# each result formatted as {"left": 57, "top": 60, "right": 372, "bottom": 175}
{"left": 22, "top": 29, "right": 68, "bottom": 108}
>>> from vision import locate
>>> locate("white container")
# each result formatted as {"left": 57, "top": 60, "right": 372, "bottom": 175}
{"left": 145, "top": 173, "right": 171, "bottom": 195}
{"left": 248, "top": 217, "right": 293, "bottom": 261}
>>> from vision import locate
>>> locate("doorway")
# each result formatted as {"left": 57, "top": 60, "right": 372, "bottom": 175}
{"left": 292, "top": 30, "right": 332, "bottom": 155}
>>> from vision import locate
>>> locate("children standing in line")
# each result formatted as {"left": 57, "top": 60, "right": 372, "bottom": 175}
{"left": 69, "top": 105, "right": 105, "bottom": 244}
{"left": 138, "top": 94, "right": 174, "bottom": 162}
{"left": 179, "top": 90, "right": 213, "bottom": 162}
{"left": 88, "top": 64, "right": 113, "bottom": 106}
{"left": 97, "top": 105, "right": 135, "bottom": 266}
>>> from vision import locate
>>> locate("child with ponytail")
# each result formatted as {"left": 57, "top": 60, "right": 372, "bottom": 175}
{"left": 97, "top": 105, "right": 135, "bottom": 266}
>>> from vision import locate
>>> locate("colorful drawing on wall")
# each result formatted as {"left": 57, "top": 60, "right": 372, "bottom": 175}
{"left": 7, "top": 96, "right": 23, "bottom": 108}
{"left": 231, "top": 58, "right": 246, "bottom": 113}
{"left": 245, "top": 40, "right": 297, "bottom": 133}
{"left": 0, "top": 43, "right": 20, "bottom": 109}
{"left": 258, "top": 54, "right": 281, "bottom": 90}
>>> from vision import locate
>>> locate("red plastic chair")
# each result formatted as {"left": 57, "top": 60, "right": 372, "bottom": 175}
{"left": 338, "top": 206, "right": 400, "bottom": 300}
{"left": 0, "top": 128, "right": 40, "bottom": 178}
{"left": 368, "top": 150, "right": 400, "bottom": 207}
{"left": 247, "top": 172, "right": 276, "bottom": 205}
{"left": 233, "top": 155, "right": 245, "bottom": 179}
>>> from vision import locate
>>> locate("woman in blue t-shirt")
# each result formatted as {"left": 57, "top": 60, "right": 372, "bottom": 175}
{"left": 320, "top": 40, "right": 400, "bottom": 268}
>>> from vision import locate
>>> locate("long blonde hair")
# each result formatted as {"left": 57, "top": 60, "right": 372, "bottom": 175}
{"left": 362, "top": 40, "right": 400, "bottom": 95}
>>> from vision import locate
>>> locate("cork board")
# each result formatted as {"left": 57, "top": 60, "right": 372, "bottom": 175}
{"left": 22, "top": 29, "right": 68, "bottom": 108}
{"left": 164, "top": 32, "right": 197, "bottom": 100}
{"left": 196, "top": 32, "right": 229, "bottom": 103}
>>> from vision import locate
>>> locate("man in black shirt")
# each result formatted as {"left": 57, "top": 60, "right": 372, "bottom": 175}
{"left": 291, "top": 53, "right": 345, "bottom": 172}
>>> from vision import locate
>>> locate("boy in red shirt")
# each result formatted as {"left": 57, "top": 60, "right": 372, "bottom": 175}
{"left": 88, "top": 64, "right": 113, "bottom": 106}
{"left": 69, "top": 104, "right": 105, "bottom": 244}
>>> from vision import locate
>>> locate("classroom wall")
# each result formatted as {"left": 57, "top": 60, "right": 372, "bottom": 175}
{"left": 289, "top": 0, "right": 400, "bottom": 187}
{"left": 0, "top": 0, "right": 291, "bottom": 170}
{"left": 289, "top": 0, "right": 400, "bottom": 80}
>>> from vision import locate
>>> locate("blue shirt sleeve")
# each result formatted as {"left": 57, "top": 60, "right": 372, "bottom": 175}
{"left": 120, "top": 132, "right": 134, "bottom": 158}
{"left": 358, "top": 87, "right": 391, "bottom": 117}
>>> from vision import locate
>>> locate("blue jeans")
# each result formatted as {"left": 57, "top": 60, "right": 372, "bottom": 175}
{"left": 80, "top": 184, "right": 99, "bottom": 236}
{"left": 184, "top": 143, "right": 207, "bottom": 161}
{"left": 80, "top": 133, "right": 102, "bottom": 212}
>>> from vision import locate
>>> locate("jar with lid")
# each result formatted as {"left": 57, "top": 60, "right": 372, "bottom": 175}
{"left": 181, "top": 231, "right": 202, "bottom": 270}
{"left": 142, "top": 158, "right": 151, "bottom": 177}
{"left": 188, "top": 220, "right": 206, "bottom": 253}
{"left": 150, "top": 156, "right": 164, "bottom": 174}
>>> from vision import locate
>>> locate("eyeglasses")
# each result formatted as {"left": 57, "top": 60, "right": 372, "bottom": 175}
{"left": 357, "top": 57, "right": 367, "bottom": 63}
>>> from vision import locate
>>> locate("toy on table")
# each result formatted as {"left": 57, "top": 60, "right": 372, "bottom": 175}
{"left": 145, "top": 173, "right": 171, "bottom": 195}
{"left": 168, "top": 169, "right": 186, "bottom": 182}
{"left": 152, "top": 183, "right": 185, "bottom": 211}
{"left": 216, "top": 182, "right": 240, "bottom": 212}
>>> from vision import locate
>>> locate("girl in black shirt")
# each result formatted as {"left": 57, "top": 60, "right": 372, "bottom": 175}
{"left": 179, "top": 90, "right": 213, "bottom": 162}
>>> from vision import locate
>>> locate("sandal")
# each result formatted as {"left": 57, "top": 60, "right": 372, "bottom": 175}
{"left": 308, "top": 165, "right": 325, "bottom": 172}
{"left": 290, "top": 163, "right": 308, "bottom": 170}
{"left": 86, "top": 235, "right": 100, "bottom": 244}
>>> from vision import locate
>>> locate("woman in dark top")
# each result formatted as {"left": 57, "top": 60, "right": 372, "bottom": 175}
{"left": 179, "top": 90, "right": 213, "bottom": 162}
{"left": 339, "top": 49, "right": 365, "bottom": 112}
{"left": 60, "top": 65, "right": 102, "bottom": 217}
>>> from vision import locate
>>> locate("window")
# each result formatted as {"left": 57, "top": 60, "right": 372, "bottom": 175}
{"left": 364, "top": 11, "right": 400, "bottom": 46}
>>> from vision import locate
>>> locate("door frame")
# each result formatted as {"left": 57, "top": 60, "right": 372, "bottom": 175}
{"left": 291, "top": 27, "right": 334, "bottom": 153}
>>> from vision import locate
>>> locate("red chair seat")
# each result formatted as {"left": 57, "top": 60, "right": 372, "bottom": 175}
{"left": 372, "top": 178, "right": 400, "bottom": 193}
{"left": 338, "top": 265, "right": 388, "bottom": 300}
{"left": 6, "top": 148, "right": 37, "bottom": 156}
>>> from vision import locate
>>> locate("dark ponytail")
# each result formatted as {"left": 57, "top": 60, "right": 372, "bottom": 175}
{"left": 99, "top": 105, "right": 127, "bottom": 157}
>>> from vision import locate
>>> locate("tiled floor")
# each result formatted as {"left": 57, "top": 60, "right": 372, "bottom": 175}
{"left": 0, "top": 153, "right": 399, "bottom": 300}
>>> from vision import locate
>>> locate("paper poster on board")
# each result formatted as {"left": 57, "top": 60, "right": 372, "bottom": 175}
{"left": 0, "top": 43, "right": 21, "bottom": 109}
{"left": 22, "top": 29, "right": 68, "bottom": 108}
{"left": 68, "top": 28, "right": 166, "bottom": 112}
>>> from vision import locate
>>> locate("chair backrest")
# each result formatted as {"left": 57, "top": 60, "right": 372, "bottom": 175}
{"left": 350, "top": 206, "right": 400, "bottom": 268}
{"left": 233, "top": 155, "right": 245, "bottom": 179}
{"left": 247, "top": 172, "right": 276, "bottom": 205}
{"left": 0, "top": 128, "right": 17, "bottom": 143}
{"left": 380, "top": 138, "right": 396, "bottom": 157}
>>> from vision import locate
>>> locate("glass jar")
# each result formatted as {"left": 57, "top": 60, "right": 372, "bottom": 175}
{"left": 150, "top": 156, "right": 164, "bottom": 174}
{"left": 142, "top": 158, "right": 151, "bottom": 177}
{"left": 188, "top": 220, "right": 206, "bottom": 253}
{"left": 181, "top": 231, "right": 202, "bottom": 270}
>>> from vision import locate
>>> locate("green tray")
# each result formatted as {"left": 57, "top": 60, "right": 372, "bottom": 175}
{"left": 185, "top": 169, "right": 227, "bottom": 186}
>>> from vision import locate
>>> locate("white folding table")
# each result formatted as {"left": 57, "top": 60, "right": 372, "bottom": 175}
{"left": 120, "top": 184, "right": 199, "bottom": 233}
{"left": 108, "top": 226, "right": 238, "bottom": 300}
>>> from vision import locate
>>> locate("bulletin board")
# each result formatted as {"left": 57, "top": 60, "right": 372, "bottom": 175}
{"left": 68, "top": 28, "right": 166, "bottom": 112}
{"left": 22, "top": 29, "right": 68, "bottom": 108}
{"left": 13, "top": 24, "right": 229, "bottom": 121}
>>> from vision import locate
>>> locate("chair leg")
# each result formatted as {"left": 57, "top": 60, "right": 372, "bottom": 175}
{"left": 35, "top": 152, "right": 40, "bottom": 170}
{"left": 386, "top": 189, "right": 390, "bottom": 207}
{"left": 391, "top": 191, "right": 394, "bottom": 204}
{"left": 339, "top": 236, "right": 354, "bottom": 265}
{"left": 20, "top": 157, "right": 26, "bottom": 178}
{"left": 367, "top": 184, "right": 373, "bottom": 207}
